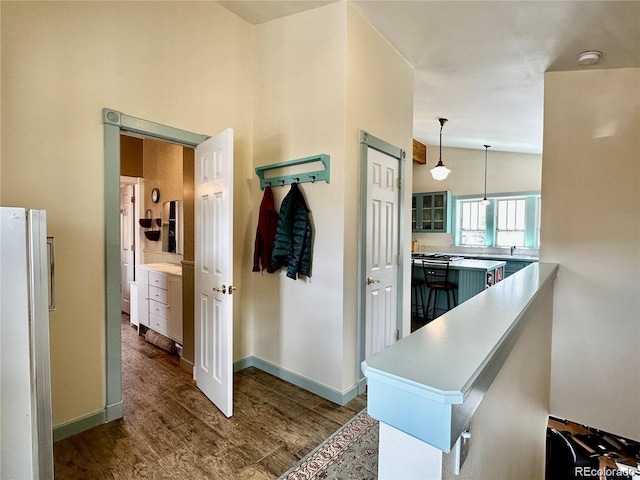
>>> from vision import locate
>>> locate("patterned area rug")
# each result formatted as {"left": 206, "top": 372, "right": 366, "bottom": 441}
{"left": 279, "top": 409, "right": 379, "bottom": 480}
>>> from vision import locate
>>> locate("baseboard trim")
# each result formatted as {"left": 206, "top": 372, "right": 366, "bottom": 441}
{"left": 53, "top": 410, "right": 107, "bottom": 442}
{"left": 234, "top": 356, "right": 359, "bottom": 406}
{"left": 54, "top": 356, "right": 359, "bottom": 442}
{"left": 106, "top": 400, "right": 123, "bottom": 422}
{"left": 180, "top": 357, "right": 195, "bottom": 374}
{"left": 358, "top": 377, "right": 368, "bottom": 395}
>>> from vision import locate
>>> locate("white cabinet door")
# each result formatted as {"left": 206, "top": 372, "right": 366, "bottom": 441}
{"left": 167, "top": 276, "right": 183, "bottom": 344}
{"left": 137, "top": 269, "right": 149, "bottom": 327}
{"left": 130, "top": 282, "right": 139, "bottom": 327}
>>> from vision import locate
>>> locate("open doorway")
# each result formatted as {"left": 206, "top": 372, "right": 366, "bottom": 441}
{"left": 103, "top": 108, "right": 208, "bottom": 422}
{"left": 119, "top": 178, "right": 137, "bottom": 315}
{"left": 104, "top": 108, "right": 235, "bottom": 423}
{"left": 118, "top": 133, "right": 195, "bottom": 371}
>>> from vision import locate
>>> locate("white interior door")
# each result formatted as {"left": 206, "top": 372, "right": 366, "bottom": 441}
{"left": 365, "top": 147, "right": 400, "bottom": 359}
{"left": 194, "top": 128, "right": 234, "bottom": 417}
{"left": 120, "top": 183, "right": 135, "bottom": 314}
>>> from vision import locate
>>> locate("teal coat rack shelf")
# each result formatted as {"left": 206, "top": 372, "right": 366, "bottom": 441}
{"left": 255, "top": 154, "right": 330, "bottom": 190}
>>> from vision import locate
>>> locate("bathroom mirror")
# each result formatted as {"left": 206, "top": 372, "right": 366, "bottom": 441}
{"left": 162, "top": 200, "right": 183, "bottom": 255}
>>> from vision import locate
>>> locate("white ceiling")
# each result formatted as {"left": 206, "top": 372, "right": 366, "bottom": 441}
{"left": 219, "top": 0, "right": 640, "bottom": 154}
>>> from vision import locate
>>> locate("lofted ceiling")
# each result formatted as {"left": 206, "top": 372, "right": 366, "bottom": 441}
{"left": 219, "top": 0, "right": 640, "bottom": 154}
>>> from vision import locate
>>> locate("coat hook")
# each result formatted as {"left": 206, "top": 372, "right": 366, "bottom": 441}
{"left": 265, "top": 181, "right": 272, "bottom": 187}
{"left": 280, "top": 179, "right": 285, "bottom": 186}
{"left": 293, "top": 177, "right": 300, "bottom": 184}
{"left": 309, "top": 175, "right": 316, "bottom": 183}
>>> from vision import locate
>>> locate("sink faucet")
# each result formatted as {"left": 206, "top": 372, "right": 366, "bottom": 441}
{"left": 510, "top": 246, "right": 516, "bottom": 256}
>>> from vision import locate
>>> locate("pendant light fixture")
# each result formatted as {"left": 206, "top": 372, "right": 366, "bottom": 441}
{"left": 430, "top": 118, "right": 451, "bottom": 181}
{"left": 480, "top": 145, "right": 490, "bottom": 206}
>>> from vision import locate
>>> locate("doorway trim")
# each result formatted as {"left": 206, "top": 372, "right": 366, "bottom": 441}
{"left": 104, "top": 108, "right": 208, "bottom": 421}
{"left": 49, "top": 109, "right": 209, "bottom": 441}
{"left": 357, "top": 130, "right": 406, "bottom": 393}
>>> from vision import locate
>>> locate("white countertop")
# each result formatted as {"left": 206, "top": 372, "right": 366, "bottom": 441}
{"left": 415, "top": 258, "right": 505, "bottom": 271}
{"left": 413, "top": 252, "right": 538, "bottom": 262}
{"left": 139, "top": 263, "right": 182, "bottom": 276}
{"left": 462, "top": 253, "right": 539, "bottom": 261}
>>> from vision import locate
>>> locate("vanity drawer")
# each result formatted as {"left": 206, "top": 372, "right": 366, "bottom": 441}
{"left": 149, "top": 313, "right": 169, "bottom": 337}
{"left": 148, "top": 270, "right": 168, "bottom": 289}
{"left": 149, "top": 299, "right": 168, "bottom": 319}
{"left": 148, "top": 285, "right": 168, "bottom": 305}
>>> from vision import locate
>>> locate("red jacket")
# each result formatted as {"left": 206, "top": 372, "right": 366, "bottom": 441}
{"left": 252, "top": 186, "right": 279, "bottom": 273}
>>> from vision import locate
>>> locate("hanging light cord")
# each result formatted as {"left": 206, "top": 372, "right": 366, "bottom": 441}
{"left": 439, "top": 118, "right": 447, "bottom": 163}
{"left": 483, "top": 145, "right": 490, "bottom": 200}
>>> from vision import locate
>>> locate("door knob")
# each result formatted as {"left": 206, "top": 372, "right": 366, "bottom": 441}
{"left": 212, "top": 284, "right": 227, "bottom": 294}
{"left": 228, "top": 285, "right": 237, "bottom": 295}
{"left": 366, "top": 277, "right": 380, "bottom": 285}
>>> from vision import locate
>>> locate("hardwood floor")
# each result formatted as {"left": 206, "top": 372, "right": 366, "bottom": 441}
{"left": 53, "top": 318, "right": 367, "bottom": 479}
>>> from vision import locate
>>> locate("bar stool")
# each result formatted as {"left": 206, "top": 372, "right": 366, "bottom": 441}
{"left": 411, "top": 260, "right": 426, "bottom": 322}
{"left": 422, "top": 260, "right": 457, "bottom": 321}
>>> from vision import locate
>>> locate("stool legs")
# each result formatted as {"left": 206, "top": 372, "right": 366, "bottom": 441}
{"left": 412, "top": 283, "right": 426, "bottom": 321}
{"left": 425, "top": 286, "right": 458, "bottom": 322}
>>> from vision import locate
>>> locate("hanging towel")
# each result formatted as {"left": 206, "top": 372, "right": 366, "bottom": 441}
{"left": 252, "top": 186, "right": 279, "bottom": 273}
{"left": 270, "top": 183, "right": 313, "bottom": 279}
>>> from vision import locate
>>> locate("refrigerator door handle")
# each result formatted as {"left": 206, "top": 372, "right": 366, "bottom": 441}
{"left": 47, "top": 237, "right": 55, "bottom": 311}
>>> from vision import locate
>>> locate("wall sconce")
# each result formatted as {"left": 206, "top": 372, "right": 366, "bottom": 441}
{"left": 481, "top": 145, "right": 490, "bottom": 206}
{"left": 430, "top": 118, "right": 451, "bottom": 181}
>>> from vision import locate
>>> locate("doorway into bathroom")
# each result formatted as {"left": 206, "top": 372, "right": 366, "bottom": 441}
{"left": 105, "top": 109, "right": 235, "bottom": 420}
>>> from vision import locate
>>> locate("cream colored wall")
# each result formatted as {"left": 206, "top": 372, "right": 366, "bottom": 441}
{"left": 442, "top": 283, "right": 554, "bottom": 479}
{"left": 413, "top": 146, "right": 541, "bottom": 196}
{"left": 0, "top": 4, "right": 3, "bottom": 200}
{"left": 412, "top": 146, "right": 542, "bottom": 247}
{"left": 248, "top": 3, "right": 413, "bottom": 394}
{"left": 345, "top": 6, "right": 414, "bottom": 364}
{"left": 1, "top": 1, "right": 253, "bottom": 426}
{"left": 249, "top": 3, "right": 348, "bottom": 391}
{"left": 541, "top": 68, "right": 640, "bottom": 440}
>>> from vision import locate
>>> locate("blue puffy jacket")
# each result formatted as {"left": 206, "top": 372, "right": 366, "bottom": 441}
{"left": 270, "top": 183, "right": 312, "bottom": 279}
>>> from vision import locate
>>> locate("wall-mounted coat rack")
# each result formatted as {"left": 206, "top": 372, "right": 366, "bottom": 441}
{"left": 255, "top": 154, "right": 330, "bottom": 191}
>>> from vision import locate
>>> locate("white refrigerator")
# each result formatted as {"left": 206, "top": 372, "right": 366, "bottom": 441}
{"left": 0, "top": 207, "right": 54, "bottom": 479}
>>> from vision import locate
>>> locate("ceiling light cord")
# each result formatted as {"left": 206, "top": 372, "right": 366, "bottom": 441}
{"left": 439, "top": 120, "right": 444, "bottom": 162}
{"left": 481, "top": 145, "right": 490, "bottom": 206}
{"left": 430, "top": 118, "right": 451, "bottom": 181}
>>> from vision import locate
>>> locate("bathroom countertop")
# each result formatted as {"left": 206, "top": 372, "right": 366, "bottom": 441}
{"left": 139, "top": 263, "right": 183, "bottom": 277}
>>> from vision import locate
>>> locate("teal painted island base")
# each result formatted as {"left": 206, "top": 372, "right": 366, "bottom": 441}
{"left": 412, "top": 259, "right": 506, "bottom": 320}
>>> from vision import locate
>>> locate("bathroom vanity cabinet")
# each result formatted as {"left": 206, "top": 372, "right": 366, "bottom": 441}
{"left": 137, "top": 263, "right": 183, "bottom": 344}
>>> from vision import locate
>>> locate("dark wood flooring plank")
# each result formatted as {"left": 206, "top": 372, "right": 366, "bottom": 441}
{"left": 53, "top": 316, "right": 366, "bottom": 479}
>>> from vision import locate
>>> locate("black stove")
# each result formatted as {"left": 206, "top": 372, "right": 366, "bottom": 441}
{"left": 413, "top": 253, "right": 465, "bottom": 262}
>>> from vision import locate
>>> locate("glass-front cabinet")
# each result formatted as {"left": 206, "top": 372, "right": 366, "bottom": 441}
{"left": 412, "top": 191, "right": 451, "bottom": 233}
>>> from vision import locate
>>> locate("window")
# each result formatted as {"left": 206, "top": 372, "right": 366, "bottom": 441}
{"left": 537, "top": 197, "right": 541, "bottom": 246}
{"left": 496, "top": 198, "right": 526, "bottom": 246}
{"left": 460, "top": 200, "right": 487, "bottom": 245}
{"left": 455, "top": 193, "right": 540, "bottom": 248}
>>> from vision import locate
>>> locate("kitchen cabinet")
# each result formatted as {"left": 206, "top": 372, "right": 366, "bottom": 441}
{"left": 412, "top": 191, "right": 451, "bottom": 233}
{"left": 433, "top": 253, "right": 537, "bottom": 278}
{"left": 504, "top": 260, "right": 533, "bottom": 277}
{"left": 137, "top": 263, "right": 183, "bottom": 345}
{"left": 129, "top": 281, "right": 139, "bottom": 327}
